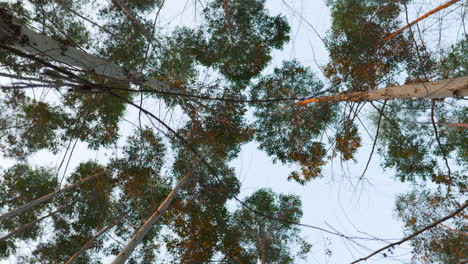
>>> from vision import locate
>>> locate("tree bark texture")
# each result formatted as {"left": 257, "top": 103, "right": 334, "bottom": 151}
{"left": 111, "top": 174, "right": 190, "bottom": 264}
{"left": 0, "top": 8, "right": 174, "bottom": 93}
{"left": 295, "top": 76, "right": 468, "bottom": 106}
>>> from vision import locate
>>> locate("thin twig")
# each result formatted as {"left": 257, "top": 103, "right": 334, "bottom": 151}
{"left": 383, "top": 0, "right": 461, "bottom": 42}
{"left": 431, "top": 101, "right": 453, "bottom": 184}
{"left": 359, "top": 100, "right": 387, "bottom": 181}
{"left": 350, "top": 200, "right": 468, "bottom": 264}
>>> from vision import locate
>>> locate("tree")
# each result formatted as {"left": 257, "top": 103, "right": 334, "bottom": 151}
{"left": 0, "top": 0, "right": 466, "bottom": 263}
{"left": 301, "top": 0, "right": 468, "bottom": 187}
{"left": 251, "top": 60, "right": 338, "bottom": 184}
{"left": 0, "top": 0, "right": 307, "bottom": 262}
{"left": 395, "top": 187, "right": 467, "bottom": 263}
{"left": 231, "top": 189, "right": 311, "bottom": 264}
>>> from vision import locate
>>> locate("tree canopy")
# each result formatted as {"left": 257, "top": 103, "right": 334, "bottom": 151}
{"left": 0, "top": 0, "right": 466, "bottom": 263}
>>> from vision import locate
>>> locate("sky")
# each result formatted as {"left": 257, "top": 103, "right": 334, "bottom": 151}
{"left": 1, "top": 0, "right": 465, "bottom": 263}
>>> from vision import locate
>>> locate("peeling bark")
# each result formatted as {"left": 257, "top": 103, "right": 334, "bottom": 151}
{"left": 295, "top": 76, "right": 468, "bottom": 106}
{"left": 0, "top": 8, "right": 175, "bottom": 93}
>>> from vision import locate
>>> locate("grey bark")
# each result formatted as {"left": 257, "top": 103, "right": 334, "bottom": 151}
{"left": 111, "top": 174, "right": 190, "bottom": 264}
{"left": 296, "top": 76, "right": 468, "bottom": 105}
{"left": 0, "top": 8, "right": 175, "bottom": 93}
{"left": 0, "top": 171, "right": 103, "bottom": 222}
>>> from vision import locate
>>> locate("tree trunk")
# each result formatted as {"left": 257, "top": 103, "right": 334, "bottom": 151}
{"left": 295, "top": 76, "right": 468, "bottom": 106}
{"left": 257, "top": 229, "right": 266, "bottom": 264}
{"left": 0, "top": 171, "right": 103, "bottom": 222}
{"left": 111, "top": 174, "right": 190, "bottom": 264}
{"left": 383, "top": 0, "right": 461, "bottom": 42}
{"left": 0, "top": 8, "right": 174, "bottom": 93}
{"left": 0, "top": 203, "right": 70, "bottom": 242}
{"left": 65, "top": 220, "right": 120, "bottom": 264}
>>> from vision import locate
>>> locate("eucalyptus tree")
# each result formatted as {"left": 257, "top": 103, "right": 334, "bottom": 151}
{"left": 231, "top": 189, "right": 311, "bottom": 264}
{"left": 0, "top": 0, "right": 308, "bottom": 262}
{"left": 0, "top": 0, "right": 467, "bottom": 263}
{"left": 395, "top": 186, "right": 467, "bottom": 263}
{"left": 298, "top": 0, "right": 468, "bottom": 187}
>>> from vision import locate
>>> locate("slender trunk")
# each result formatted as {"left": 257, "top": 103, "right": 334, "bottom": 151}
{"left": 383, "top": 0, "right": 461, "bottom": 42}
{"left": 111, "top": 174, "right": 190, "bottom": 264}
{"left": 295, "top": 76, "right": 468, "bottom": 106}
{"left": 0, "top": 8, "right": 173, "bottom": 93}
{"left": 0, "top": 171, "right": 103, "bottom": 222}
{"left": 257, "top": 228, "right": 265, "bottom": 264}
{"left": 65, "top": 220, "right": 120, "bottom": 264}
{"left": 110, "top": 0, "right": 153, "bottom": 42}
{"left": 0, "top": 203, "right": 69, "bottom": 242}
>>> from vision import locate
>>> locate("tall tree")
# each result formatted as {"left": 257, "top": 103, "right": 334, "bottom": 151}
{"left": 395, "top": 187, "right": 467, "bottom": 263}
{"left": 231, "top": 189, "right": 311, "bottom": 264}
{"left": 0, "top": 0, "right": 466, "bottom": 263}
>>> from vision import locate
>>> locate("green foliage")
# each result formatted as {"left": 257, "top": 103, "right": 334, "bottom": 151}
{"left": 0, "top": 88, "right": 129, "bottom": 159}
{"left": 231, "top": 189, "right": 311, "bottom": 263}
{"left": 162, "top": 141, "right": 241, "bottom": 263}
{"left": 252, "top": 60, "right": 337, "bottom": 183}
{"left": 0, "top": 90, "right": 65, "bottom": 158}
{"left": 1, "top": 0, "right": 466, "bottom": 262}
{"left": 152, "top": 27, "right": 201, "bottom": 90}
{"left": 439, "top": 36, "right": 468, "bottom": 79}
{"left": 377, "top": 100, "right": 467, "bottom": 186}
{"left": 395, "top": 188, "right": 467, "bottom": 263}
{"left": 21, "top": 162, "right": 113, "bottom": 263}
{"left": 324, "top": 0, "right": 412, "bottom": 90}
{"left": 0, "top": 164, "right": 57, "bottom": 258}
{"left": 181, "top": 0, "right": 290, "bottom": 83}
{"left": 108, "top": 129, "right": 170, "bottom": 263}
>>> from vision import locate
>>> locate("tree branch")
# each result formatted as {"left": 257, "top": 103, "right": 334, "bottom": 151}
{"left": 383, "top": 0, "right": 461, "bottom": 42}
{"left": 350, "top": 200, "right": 468, "bottom": 264}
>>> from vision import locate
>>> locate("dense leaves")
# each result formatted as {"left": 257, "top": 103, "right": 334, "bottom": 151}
{"left": 195, "top": 0, "right": 290, "bottom": 82}
{"left": 0, "top": 0, "right": 466, "bottom": 263}
{"left": 232, "top": 189, "right": 311, "bottom": 263}
{"left": 324, "top": 0, "right": 413, "bottom": 91}
{"left": 0, "top": 165, "right": 57, "bottom": 258}
{"left": 377, "top": 100, "right": 467, "bottom": 186}
{"left": 396, "top": 187, "right": 467, "bottom": 263}
{"left": 252, "top": 60, "right": 337, "bottom": 183}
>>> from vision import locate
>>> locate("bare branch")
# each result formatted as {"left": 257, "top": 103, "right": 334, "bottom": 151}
{"left": 350, "top": 200, "right": 468, "bottom": 264}
{"left": 383, "top": 0, "right": 462, "bottom": 42}
{"left": 358, "top": 100, "right": 387, "bottom": 181}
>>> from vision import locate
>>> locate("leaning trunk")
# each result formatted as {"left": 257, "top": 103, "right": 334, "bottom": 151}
{"left": 111, "top": 174, "right": 190, "bottom": 264}
{"left": 0, "top": 203, "right": 70, "bottom": 242}
{"left": 0, "top": 171, "right": 103, "bottom": 222}
{"left": 65, "top": 220, "right": 120, "bottom": 264}
{"left": 0, "top": 8, "right": 175, "bottom": 93}
{"left": 295, "top": 76, "right": 468, "bottom": 105}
